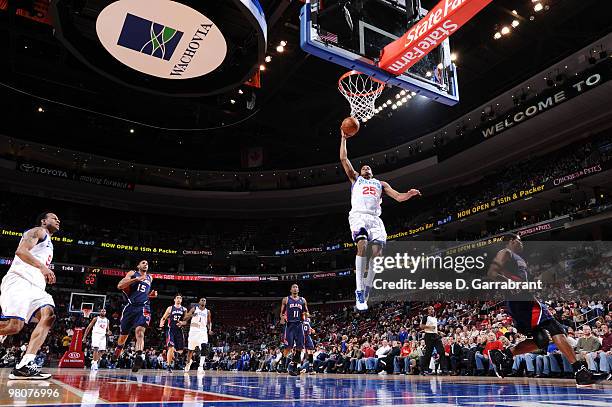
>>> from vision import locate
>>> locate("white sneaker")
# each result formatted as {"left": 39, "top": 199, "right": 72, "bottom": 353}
{"left": 378, "top": 370, "right": 387, "bottom": 375}
{"left": 355, "top": 290, "right": 368, "bottom": 311}
{"left": 184, "top": 362, "right": 192, "bottom": 372}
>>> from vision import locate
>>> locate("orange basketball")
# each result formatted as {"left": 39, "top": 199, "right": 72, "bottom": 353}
{"left": 341, "top": 117, "right": 360, "bottom": 137}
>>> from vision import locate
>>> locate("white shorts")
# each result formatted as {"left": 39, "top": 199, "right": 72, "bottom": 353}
{"left": 349, "top": 212, "right": 387, "bottom": 244}
{"left": 188, "top": 329, "right": 209, "bottom": 351}
{"left": 91, "top": 333, "right": 107, "bottom": 351}
{"left": 0, "top": 273, "right": 55, "bottom": 323}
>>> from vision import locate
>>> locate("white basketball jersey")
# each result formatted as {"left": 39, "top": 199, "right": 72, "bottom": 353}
{"left": 92, "top": 317, "right": 109, "bottom": 335}
{"left": 190, "top": 307, "right": 209, "bottom": 331}
{"left": 8, "top": 228, "right": 53, "bottom": 289}
{"left": 350, "top": 176, "right": 383, "bottom": 216}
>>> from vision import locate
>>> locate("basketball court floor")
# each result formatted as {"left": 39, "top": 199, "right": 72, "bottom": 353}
{"left": 0, "top": 369, "right": 610, "bottom": 406}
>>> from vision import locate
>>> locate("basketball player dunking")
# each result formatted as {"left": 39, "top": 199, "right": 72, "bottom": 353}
{"left": 183, "top": 298, "right": 212, "bottom": 372}
{"left": 159, "top": 294, "right": 187, "bottom": 372}
{"left": 340, "top": 131, "right": 421, "bottom": 310}
{"left": 84, "top": 308, "right": 112, "bottom": 370}
{"left": 280, "top": 284, "right": 309, "bottom": 376}
{"left": 115, "top": 260, "right": 157, "bottom": 372}
{"left": 488, "top": 234, "right": 610, "bottom": 387}
{"left": 0, "top": 212, "right": 59, "bottom": 379}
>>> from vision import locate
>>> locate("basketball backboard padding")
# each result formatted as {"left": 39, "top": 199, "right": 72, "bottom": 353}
{"left": 299, "top": 1, "right": 459, "bottom": 105}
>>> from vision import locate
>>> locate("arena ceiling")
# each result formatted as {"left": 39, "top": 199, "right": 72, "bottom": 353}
{"left": 0, "top": 0, "right": 611, "bottom": 171}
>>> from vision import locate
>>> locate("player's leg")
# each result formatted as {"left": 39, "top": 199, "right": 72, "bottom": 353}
{"left": 132, "top": 326, "right": 146, "bottom": 372}
{"left": 198, "top": 332, "right": 209, "bottom": 371}
{"left": 364, "top": 217, "right": 386, "bottom": 301}
{"left": 349, "top": 213, "right": 368, "bottom": 310}
{"left": 365, "top": 242, "right": 383, "bottom": 300}
{"left": 11, "top": 305, "right": 55, "bottom": 379}
{"left": 0, "top": 318, "right": 24, "bottom": 336}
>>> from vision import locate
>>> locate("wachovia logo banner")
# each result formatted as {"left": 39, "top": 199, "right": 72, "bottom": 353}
{"left": 96, "top": 0, "right": 227, "bottom": 79}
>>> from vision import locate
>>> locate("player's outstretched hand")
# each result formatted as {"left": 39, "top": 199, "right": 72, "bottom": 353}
{"left": 340, "top": 128, "right": 348, "bottom": 139}
{"left": 40, "top": 266, "right": 56, "bottom": 284}
{"left": 407, "top": 189, "right": 421, "bottom": 197}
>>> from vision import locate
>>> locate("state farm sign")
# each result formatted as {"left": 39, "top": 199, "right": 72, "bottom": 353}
{"left": 379, "top": 0, "right": 492, "bottom": 74}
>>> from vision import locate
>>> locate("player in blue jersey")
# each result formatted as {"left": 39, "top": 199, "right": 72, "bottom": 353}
{"left": 159, "top": 294, "right": 187, "bottom": 372}
{"left": 301, "top": 311, "right": 316, "bottom": 374}
{"left": 488, "top": 234, "right": 610, "bottom": 387}
{"left": 115, "top": 260, "right": 157, "bottom": 372}
{"left": 280, "top": 284, "right": 309, "bottom": 376}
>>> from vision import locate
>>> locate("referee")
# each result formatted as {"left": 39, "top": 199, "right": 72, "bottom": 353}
{"left": 420, "top": 306, "right": 446, "bottom": 374}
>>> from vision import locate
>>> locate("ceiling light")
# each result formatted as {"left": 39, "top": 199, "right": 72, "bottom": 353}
{"left": 501, "top": 26, "right": 510, "bottom": 35}
{"left": 238, "top": 89, "right": 243, "bottom": 94}
{"left": 511, "top": 20, "right": 519, "bottom": 28}
{"left": 276, "top": 45, "right": 284, "bottom": 53}
{"left": 425, "top": 71, "right": 432, "bottom": 77}
{"left": 411, "top": 92, "right": 416, "bottom": 96}
{"left": 37, "top": 107, "right": 44, "bottom": 113}
{"left": 494, "top": 32, "right": 502, "bottom": 40}
{"left": 395, "top": 94, "right": 401, "bottom": 99}
{"left": 280, "top": 41, "right": 287, "bottom": 47}
{"left": 265, "top": 55, "right": 272, "bottom": 63}
{"left": 230, "top": 99, "right": 236, "bottom": 104}
{"left": 401, "top": 97, "right": 408, "bottom": 103}
{"left": 129, "top": 128, "right": 135, "bottom": 134}
{"left": 400, "top": 90, "right": 406, "bottom": 96}
{"left": 391, "top": 104, "right": 397, "bottom": 110}
{"left": 450, "top": 53, "right": 457, "bottom": 61}
{"left": 386, "top": 99, "right": 392, "bottom": 104}
{"left": 259, "top": 64, "right": 266, "bottom": 71}
{"left": 512, "top": 10, "right": 518, "bottom": 15}
{"left": 534, "top": 2, "right": 543, "bottom": 12}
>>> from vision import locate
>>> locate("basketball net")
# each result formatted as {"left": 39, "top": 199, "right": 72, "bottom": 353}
{"left": 338, "top": 71, "right": 385, "bottom": 122}
{"left": 82, "top": 308, "right": 92, "bottom": 319}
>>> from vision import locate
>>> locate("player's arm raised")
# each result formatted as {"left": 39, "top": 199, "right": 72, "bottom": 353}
{"left": 15, "top": 227, "right": 56, "bottom": 284}
{"left": 117, "top": 270, "right": 138, "bottom": 290}
{"left": 279, "top": 297, "right": 288, "bottom": 324}
{"left": 381, "top": 181, "right": 421, "bottom": 202}
{"left": 83, "top": 316, "right": 98, "bottom": 339}
{"left": 159, "top": 306, "right": 172, "bottom": 329}
{"left": 340, "top": 133, "right": 358, "bottom": 183}
{"left": 487, "top": 249, "right": 512, "bottom": 280}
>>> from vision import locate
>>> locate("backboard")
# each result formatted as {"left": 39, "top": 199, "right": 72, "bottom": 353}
{"left": 68, "top": 292, "right": 107, "bottom": 315}
{"left": 300, "top": 0, "right": 459, "bottom": 105}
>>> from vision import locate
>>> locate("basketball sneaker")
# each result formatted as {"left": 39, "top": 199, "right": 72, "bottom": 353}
{"left": 355, "top": 290, "right": 368, "bottom": 311}
{"left": 575, "top": 365, "right": 611, "bottom": 387}
{"left": 132, "top": 354, "right": 144, "bottom": 373}
{"left": 288, "top": 362, "right": 299, "bottom": 376}
{"left": 489, "top": 349, "right": 514, "bottom": 378}
{"left": 9, "top": 361, "right": 51, "bottom": 380}
{"left": 364, "top": 286, "right": 372, "bottom": 302}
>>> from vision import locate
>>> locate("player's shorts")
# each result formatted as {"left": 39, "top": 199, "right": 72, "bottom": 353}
{"left": 119, "top": 304, "right": 151, "bottom": 334}
{"left": 166, "top": 327, "right": 185, "bottom": 349}
{"left": 91, "top": 333, "right": 107, "bottom": 351}
{"left": 187, "top": 329, "right": 209, "bottom": 351}
{"left": 349, "top": 212, "right": 387, "bottom": 244}
{"left": 304, "top": 335, "right": 315, "bottom": 350}
{"left": 506, "top": 300, "right": 561, "bottom": 335}
{"left": 0, "top": 272, "right": 55, "bottom": 323}
{"left": 284, "top": 322, "right": 304, "bottom": 349}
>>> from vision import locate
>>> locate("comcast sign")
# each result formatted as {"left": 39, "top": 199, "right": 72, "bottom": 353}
{"left": 96, "top": 0, "right": 227, "bottom": 79}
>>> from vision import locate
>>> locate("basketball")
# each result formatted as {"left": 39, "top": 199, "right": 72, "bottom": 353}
{"left": 341, "top": 117, "right": 360, "bottom": 137}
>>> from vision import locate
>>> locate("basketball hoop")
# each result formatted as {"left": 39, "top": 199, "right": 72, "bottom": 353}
{"left": 82, "top": 308, "right": 92, "bottom": 319}
{"left": 338, "top": 70, "right": 385, "bottom": 122}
